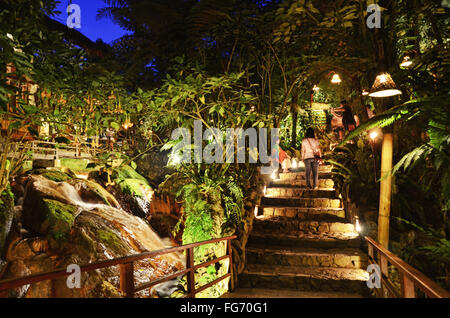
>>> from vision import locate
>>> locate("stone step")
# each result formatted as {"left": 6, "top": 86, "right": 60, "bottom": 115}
{"left": 261, "top": 197, "right": 342, "bottom": 209}
{"left": 261, "top": 206, "right": 346, "bottom": 219}
{"left": 265, "top": 187, "right": 337, "bottom": 198}
{"left": 239, "top": 264, "right": 369, "bottom": 294}
{"left": 246, "top": 246, "right": 368, "bottom": 269}
{"left": 248, "top": 231, "right": 362, "bottom": 249}
{"left": 252, "top": 216, "right": 356, "bottom": 234}
{"left": 278, "top": 172, "right": 333, "bottom": 181}
{"left": 221, "top": 288, "right": 364, "bottom": 298}
{"left": 270, "top": 178, "right": 334, "bottom": 188}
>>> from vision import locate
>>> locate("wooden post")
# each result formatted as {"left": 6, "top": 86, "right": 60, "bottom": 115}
{"left": 227, "top": 239, "right": 234, "bottom": 292}
{"left": 119, "top": 262, "right": 134, "bottom": 298}
{"left": 401, "top": 273, "right": 416, "bottom": 298}
{"left": 378, "top": 131, "right": 393, "bottom": 249}
{"left": 186, "top": 247, "right": 195, "bottom": 298}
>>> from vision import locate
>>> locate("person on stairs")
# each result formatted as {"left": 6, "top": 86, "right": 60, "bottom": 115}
{"left": 301, "top": 128, "right": 322, "bottom": 189}
{"left": 272, "top": 138, "right": 291, "bottom": 173}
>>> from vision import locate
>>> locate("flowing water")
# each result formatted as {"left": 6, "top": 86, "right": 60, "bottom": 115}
{"left": 55, "top": 181, "right": 184, "bottom": 266}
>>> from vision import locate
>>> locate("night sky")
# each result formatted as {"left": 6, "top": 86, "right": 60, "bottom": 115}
{"left": 53, "top": 0, "right": 128, "bottom": 44}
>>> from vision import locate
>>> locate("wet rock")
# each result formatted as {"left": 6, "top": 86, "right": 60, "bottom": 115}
{"left": 135, "top": 149, "right": 172, "bottom": 186}
{"left": 68, "top": 178, "right": 120, "bottom": 208}
{"left": 89, "top": 166, "right": 154, "bottom": 218}
{"left": 2, "top": 174, "right": 184, "bottom": 298}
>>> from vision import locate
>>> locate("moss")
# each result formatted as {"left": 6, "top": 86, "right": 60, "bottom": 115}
{"left": 0, "top": 185, "right": 14, "bottom": 255}
{"left": 41, "top": 199, "right": 77, "bottom": 242}
{"left": 112, "top": 165, "right": 148, "bottom": 184}
{"left": 117, "top": 178, "right": 149, "bottom": 197}
{"left": 28, "top": 169, "right": 73, "bottom": 182}
{"left": 60, "top": 158, "right": 92, "bottom": 172}
{"left": 77, "top": 228, "right": 97, "bottom": 254}
{"left": 97, "top": 229, "right": 127, "bottom": 254}
{"left": 96, "top": 281, "right": 122, "bottom": 298}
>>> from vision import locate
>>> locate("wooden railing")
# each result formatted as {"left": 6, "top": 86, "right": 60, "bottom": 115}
{"left": 365, "top": 236, "right": 450, "bottom": 298}
{"left": 0, "top": 235, "right": 236, "bottom": 298}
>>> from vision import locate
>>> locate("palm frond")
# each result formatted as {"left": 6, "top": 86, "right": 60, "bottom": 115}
{"left": 392, "top": 143, "right": 433, "bottom": 175}
{"left": 340, "top": 94, "right": 449, "bottom": 145}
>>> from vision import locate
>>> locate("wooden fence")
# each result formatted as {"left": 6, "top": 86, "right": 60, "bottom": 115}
{"left": 0, "top": 235, "right": 236, "bottom": 298}
{"left": 366, "top": 236, "right": 450, "bottom": 298}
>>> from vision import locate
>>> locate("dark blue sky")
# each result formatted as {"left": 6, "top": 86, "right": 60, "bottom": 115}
{"left": 53, "top": 0, "right": 128, "bottom": 44}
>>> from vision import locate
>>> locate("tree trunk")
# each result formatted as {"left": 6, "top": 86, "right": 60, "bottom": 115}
{"left": 291, "top": 108, "right": 298, "bottom": 148}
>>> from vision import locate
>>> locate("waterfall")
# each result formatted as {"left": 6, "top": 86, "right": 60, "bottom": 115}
{"left": 55, "top": 181, "right": 184, "bottom": 266}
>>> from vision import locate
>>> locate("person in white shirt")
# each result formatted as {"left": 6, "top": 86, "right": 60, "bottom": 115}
{"left": 301, "top": 128, "right": 322, "bottom": 189}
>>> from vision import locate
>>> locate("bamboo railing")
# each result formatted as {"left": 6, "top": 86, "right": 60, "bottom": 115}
{"left": 366, "top": 236, "right": 450, "bottom": 298}
{"left": 0, "top": 235, "right": 236, "bottom": 298}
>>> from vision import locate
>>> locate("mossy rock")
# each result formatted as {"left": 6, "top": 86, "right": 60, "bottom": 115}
{"left": 68, "top": 179, "right": 120, "bottom": 208}
{"left": 97, "top": 229, "right": 128, "bottom": 254}
{"left": 117, "top": 178, "right": 149, "bottom": 197}
{"left": 27, "top": 169, "right": 73, "bottom": 182}
{"left": 59, "top": 158, "right": 90, "bottom": 172}
{"left": 112, "top": 165, "right": 148, "bottom": 184}
{"left": 39, "top": 199, "right": 77, "bottom": 245}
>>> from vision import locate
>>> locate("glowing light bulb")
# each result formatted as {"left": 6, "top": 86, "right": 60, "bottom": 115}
{"left": 313, "top": 85, "right": 320, "bottom": 92}
{"left": 263, "top": 185, "right": 267, "bottom": 196}
{"left": 254, "top": 206, "right": 259, "bottom": 217}
{"left": 369, "top": 131, "right": 378, "bottom": 140}
{"left": 362, "top": 90, "right": 369, "bottom": 96}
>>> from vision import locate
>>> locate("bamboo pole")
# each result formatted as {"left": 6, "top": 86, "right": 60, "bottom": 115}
{"left": 378, "top": 131, "right": 393, "bottom": 248}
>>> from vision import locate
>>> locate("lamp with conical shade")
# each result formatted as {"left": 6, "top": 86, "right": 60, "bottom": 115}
{"left": 331, "top": 73, "right": 342, "bottom": 84}
{"left": 369, "top": 73, "right": 402, "bottom": 98}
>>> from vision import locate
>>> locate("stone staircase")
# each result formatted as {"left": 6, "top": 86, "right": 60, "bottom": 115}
{"left": 238, "top": 166, "right": 370, "bottom": 297}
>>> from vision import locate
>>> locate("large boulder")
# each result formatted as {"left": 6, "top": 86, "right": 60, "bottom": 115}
{"left": 135, "top": 149, "right": 173, "bottom": 186}
{"left": 1, "top": 175, "right": 184, "bottom": 298}
{"left": 88, "top": 165, "right": 154, "bottom": 219}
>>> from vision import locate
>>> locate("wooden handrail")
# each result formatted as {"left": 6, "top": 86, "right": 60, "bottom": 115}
{"left": 0, "top": 235, "right": 236, "bottom": 298}
{"left": 365, "top": 236, "right": 450, "bottom": 298}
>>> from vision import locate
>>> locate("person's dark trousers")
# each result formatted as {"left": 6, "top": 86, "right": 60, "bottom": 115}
{"left": 304, "top": 158, "right": 319, "bottom": 188}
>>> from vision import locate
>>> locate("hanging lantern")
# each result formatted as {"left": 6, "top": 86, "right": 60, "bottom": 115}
{"left": 400, "top": 55, "right": 413, "bottom": 68}
{"left": 369, "top": 73, "right": 402, "bottom": 98}
{"left": 331, "top": 73, "right": 342, "bottom": 84}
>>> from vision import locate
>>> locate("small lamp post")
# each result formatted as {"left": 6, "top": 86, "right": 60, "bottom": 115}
{"left": 369, "top": 72, "right": 400, "bottom": 249}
